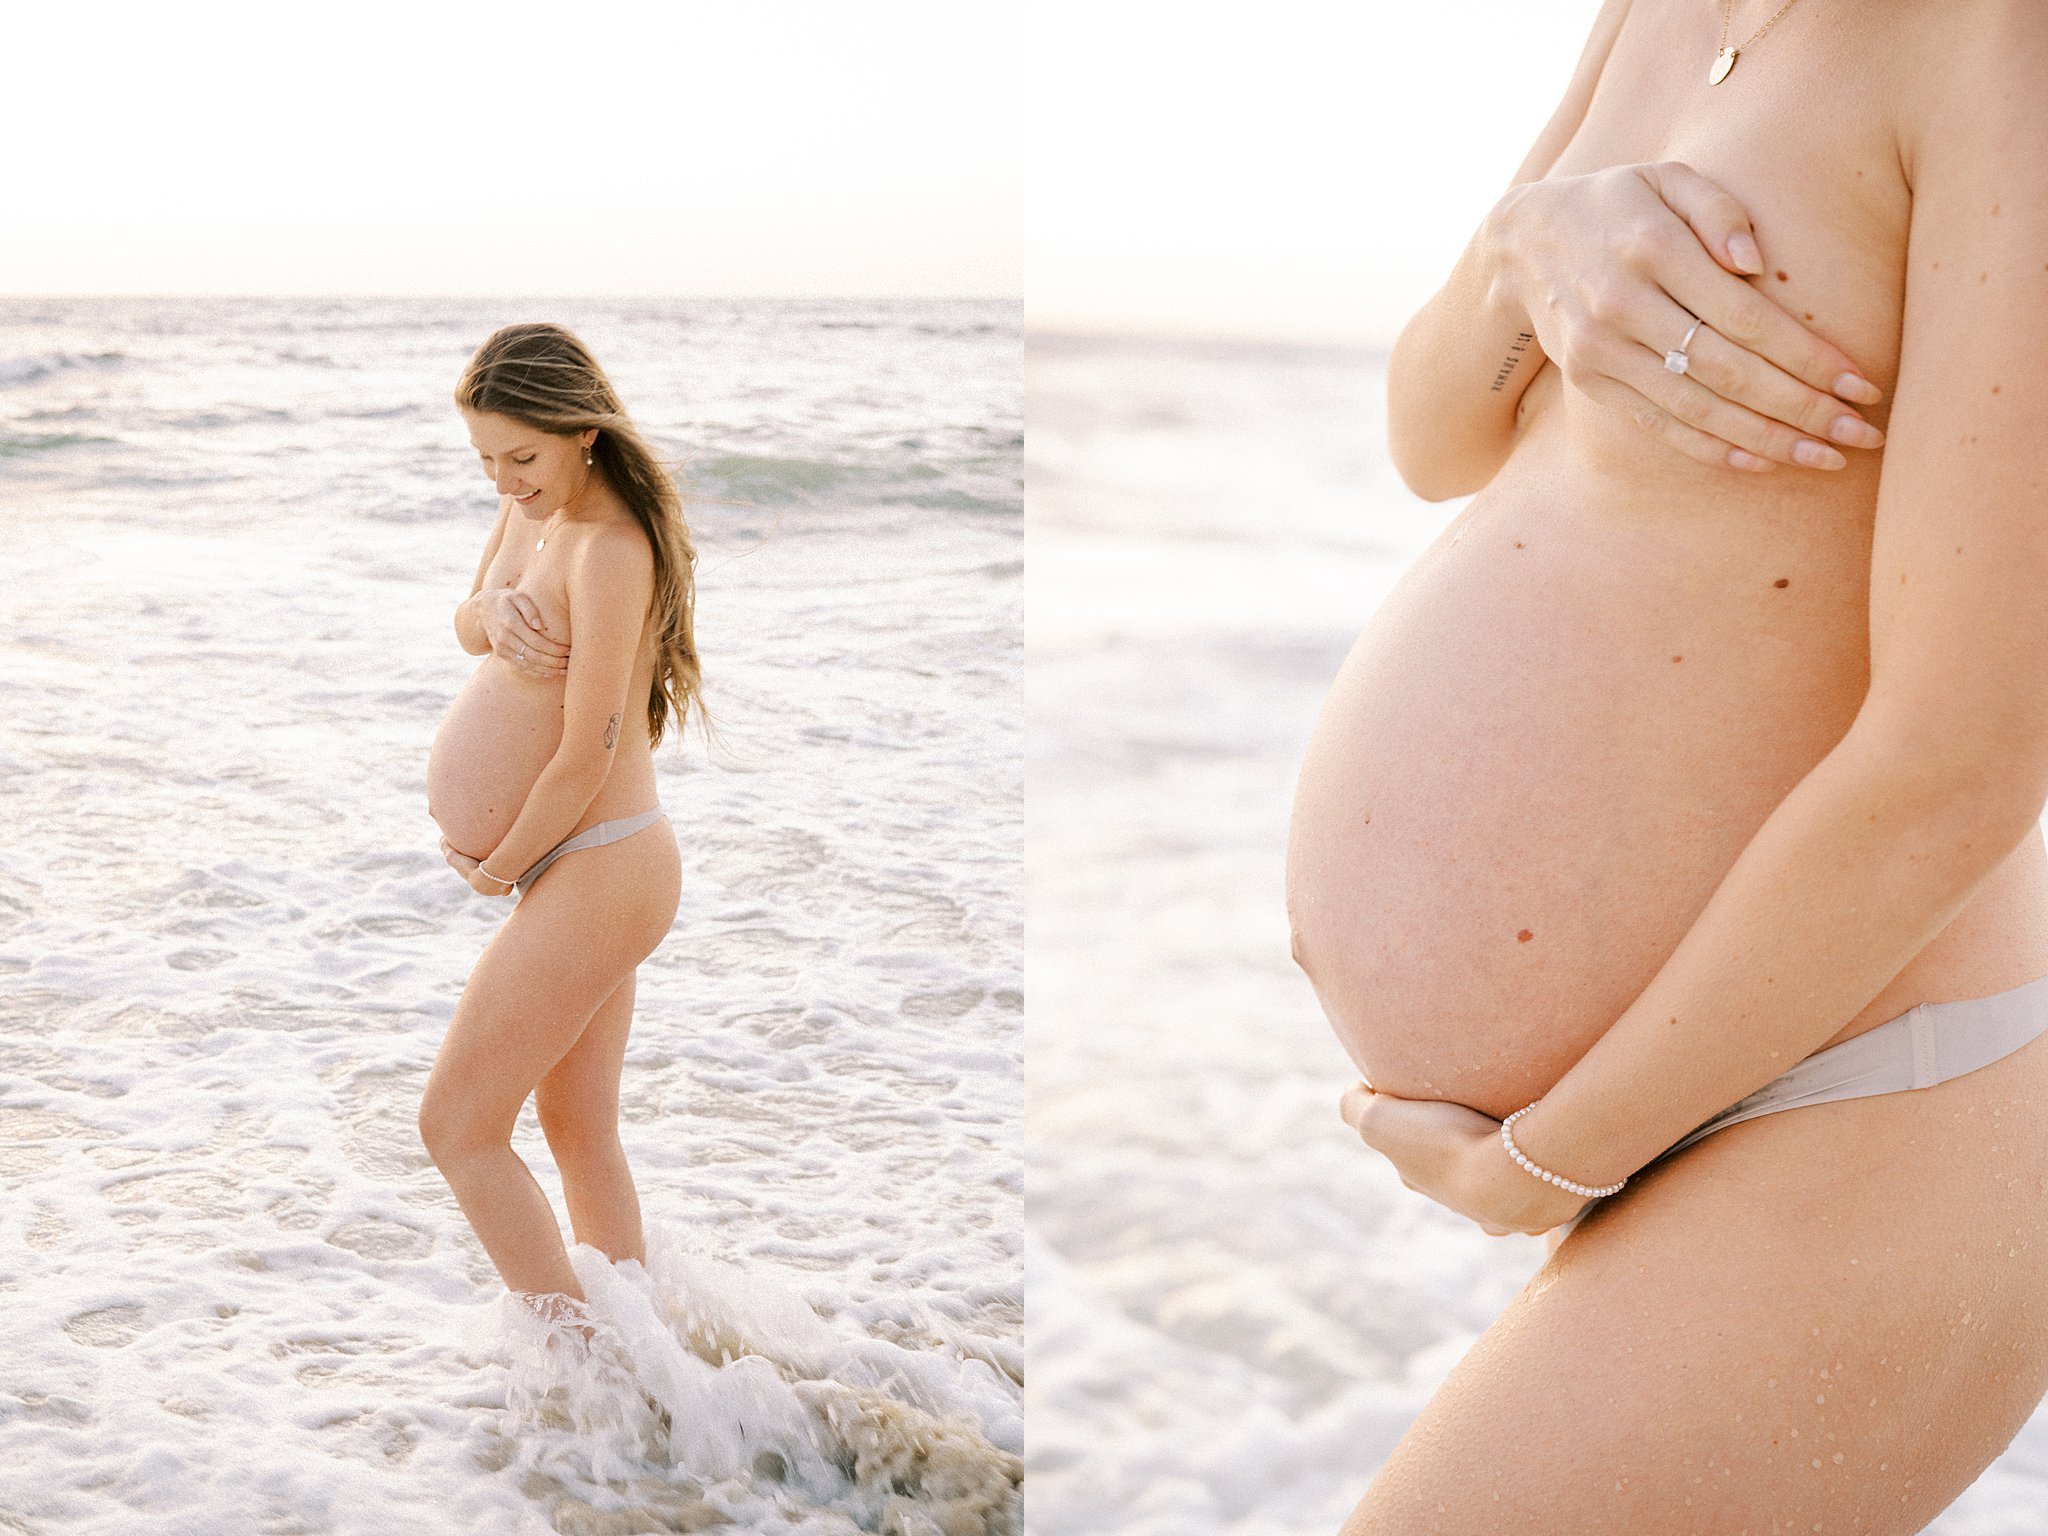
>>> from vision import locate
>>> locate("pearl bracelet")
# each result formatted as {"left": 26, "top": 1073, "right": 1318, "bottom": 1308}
{"left": 1499, "top": 1103, "right": 1628, "bottom": 1199}
{"left": 475, "top": 862, "right": 518, "bottom": 893}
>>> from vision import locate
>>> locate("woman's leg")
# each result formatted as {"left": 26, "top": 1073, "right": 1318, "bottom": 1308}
{"left": 418, "top": 826, "right": 679, "bottom": 1304}
{"left": 1343, "top": 1030, "right": 2048, "bottom": 1536}
{"left": 534, "top": 971, "right": 646, "bottom": 1267}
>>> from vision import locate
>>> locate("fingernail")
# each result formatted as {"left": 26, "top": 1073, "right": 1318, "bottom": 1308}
{"left": 1728, "top": 232, "right": 1763, "bottom": 273}
{"left": 1827, "top": 415, "right": 1884, "bottom": 449}
{"left": 1727, "top": 448, "right": 1773, "bottom": 472}
{"left": 1793, "top": 440, "right": 1847, "bottom": 470}
{"left": 1833, "top": 372, "right": 1883, "bottom": 404}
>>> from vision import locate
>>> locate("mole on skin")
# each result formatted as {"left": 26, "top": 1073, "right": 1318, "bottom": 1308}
{"left": 1517, "top": 929, "right": 1534, "bottom": 943}
{"left": 1774, "top": 578, "right": 1790, "bottom": 587}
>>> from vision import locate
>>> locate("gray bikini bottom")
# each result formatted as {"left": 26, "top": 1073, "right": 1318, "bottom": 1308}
{"left": 1557, "top": 971, "right": 2048, "bottom": 1236}
{"left": 512, "top": 808, "right": 668, "bottom": 896}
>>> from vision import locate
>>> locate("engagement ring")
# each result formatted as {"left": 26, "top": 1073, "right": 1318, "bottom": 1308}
{"left": 1665, "top": 315, "right": 1705, "bottom": 374}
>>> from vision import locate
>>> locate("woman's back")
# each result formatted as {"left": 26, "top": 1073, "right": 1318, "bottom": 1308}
{"left": 1284, "top": 0, "right": 2048, "bottom": 1120}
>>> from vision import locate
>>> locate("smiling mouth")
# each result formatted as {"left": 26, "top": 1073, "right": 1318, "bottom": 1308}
{"left": 515, "top": 489, "right": 542, "bottom": 505}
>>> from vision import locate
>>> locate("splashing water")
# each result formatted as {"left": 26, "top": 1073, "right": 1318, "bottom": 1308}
{"left": 464, "top": 1222, "right": 1023, "bottom": 1533}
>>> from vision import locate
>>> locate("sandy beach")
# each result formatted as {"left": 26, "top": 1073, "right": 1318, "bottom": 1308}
{"left": 0, "top": 296, "right": 1022, "bottom": 1533}
{"left": 1023, "top": 330, "right": 2048, "bottom": 1534}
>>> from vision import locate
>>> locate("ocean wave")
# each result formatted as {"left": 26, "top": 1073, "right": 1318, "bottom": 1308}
{"left": 0, "top": 429, "right": 120, "bottom": 458}
{"left": 681, "top": 452, "right": 857, "bottom": 504}
{"left": 157, "top": 404, "right": 295, "bottom": 430}
{"left": 905, "top": 488, "right": 1023, "bottom": 516}
{"left": 0, "top": 350, "right": 127, "bottom": 388}
{"left": 331, "top": 402, "right": 425, "bottom": 421}
{"left": 683, "top": 451, "right": 1014, "bottom": 514}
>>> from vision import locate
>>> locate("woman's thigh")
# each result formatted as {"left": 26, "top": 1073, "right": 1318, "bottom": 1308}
{"left": 1346, "top": 1032, "right": 2048, "bottom": 1536}
{"left": 421, "top": 826, "right": 680, "bottom": 1150}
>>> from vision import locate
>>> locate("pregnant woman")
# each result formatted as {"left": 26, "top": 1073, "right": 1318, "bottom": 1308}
{"left": 1287, "top": 1, "right": 2048, "bottom": 1529}
{"left": 420, "top": 323, "right": 701, "bottom": 1334}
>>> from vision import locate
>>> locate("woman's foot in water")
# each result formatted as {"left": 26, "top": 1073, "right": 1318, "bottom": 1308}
{"left": 520, "top": 1288, "right": 600, "bottom": 1351}
{"left": 519, "top": 1288, "right": 671, "bottom": 1446}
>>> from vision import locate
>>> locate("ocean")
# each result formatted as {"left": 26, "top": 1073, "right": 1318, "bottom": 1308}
{"left": 1023, "top": 330, "right": 2048, "bottom": 1534}
{"left": 0, "top": 296, "right": 1022, "bottom": 1533}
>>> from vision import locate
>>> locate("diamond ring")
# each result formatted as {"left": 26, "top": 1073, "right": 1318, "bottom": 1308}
{"left": 1664, "top": 316, "right": 1705, "bottom": 375}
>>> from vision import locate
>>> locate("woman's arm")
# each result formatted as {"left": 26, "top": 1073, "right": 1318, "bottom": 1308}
{"left": 1384, "top": 0, "right": 1632, "bottom": 500}
{"left": 454, "top": 495, "right": 514, "bottom": 655}
{"left": 1504, "top": 11, "right": 2048, "bottom": 1192}
{"left": 454, "top": 496, "right": 573, "bottom": 678}
{"left": 478, "top": 525, "right": 654, "bottom": 882}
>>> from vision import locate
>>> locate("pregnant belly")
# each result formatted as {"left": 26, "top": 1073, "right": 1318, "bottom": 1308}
{"left": 427, "top": 658, "right": 564, "bottom": 857}
{"left": 1285, "top": 488, "right": 1872, "bottom": 1121}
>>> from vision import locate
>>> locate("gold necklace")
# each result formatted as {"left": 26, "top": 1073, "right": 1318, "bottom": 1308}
{"left": 1710, "top": 0, "right": 1805, "bottom": 84}
{"left": 534, "top": 464, "right": 594, "bottom": 551}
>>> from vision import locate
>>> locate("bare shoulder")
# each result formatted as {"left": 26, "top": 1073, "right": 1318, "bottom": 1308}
{"left": 1886, "top": 0, "right": 2048, "bottom": 185}
{"left": 1507, "top": 0, "right": 1635, "bottom": 187}
{"left": 565, "top": 509, "right": 655, "bottom": 595}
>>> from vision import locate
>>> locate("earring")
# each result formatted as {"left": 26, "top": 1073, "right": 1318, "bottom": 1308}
{"left": 583, "top": 443, "right": 594, "bottom": 465}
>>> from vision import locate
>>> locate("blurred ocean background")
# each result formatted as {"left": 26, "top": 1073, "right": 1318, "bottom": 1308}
{"left": 1023, "top": 331, "right": 2048, "bottom": 1534}
{"left": 0, "top": 296, "right": 1021, "bottom": 1534}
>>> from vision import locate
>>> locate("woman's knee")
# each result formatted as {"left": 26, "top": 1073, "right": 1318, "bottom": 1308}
{"left": 417, "top": 1085, "right": 512, "bottom": 1162}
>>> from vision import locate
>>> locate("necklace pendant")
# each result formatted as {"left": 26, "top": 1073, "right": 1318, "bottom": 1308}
{"left": 1708, "top": 46, "right": 1737, "bottom": 85}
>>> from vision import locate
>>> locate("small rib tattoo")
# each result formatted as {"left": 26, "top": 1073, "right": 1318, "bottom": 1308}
{"left": 1491, "top": 331, "right": 1536, "bottom": 392}
{"left": 603, "top": 712, "right": 621, "bottom": 749}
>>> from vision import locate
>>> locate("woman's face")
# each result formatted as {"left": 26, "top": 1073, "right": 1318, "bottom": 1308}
{"left": 461, "top": 408, "right": 593, "bottom": 519}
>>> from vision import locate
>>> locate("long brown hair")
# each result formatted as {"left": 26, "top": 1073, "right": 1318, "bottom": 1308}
{"left": 454, "top": 323, "right": 707, "bottom": 748}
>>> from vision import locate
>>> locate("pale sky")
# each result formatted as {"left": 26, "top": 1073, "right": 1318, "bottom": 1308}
{"left": 1029, "top": 1, "right": 1602, "bottom": 348}
{"left": 1, "top": 0, "right": 1019, "bottom": 297}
